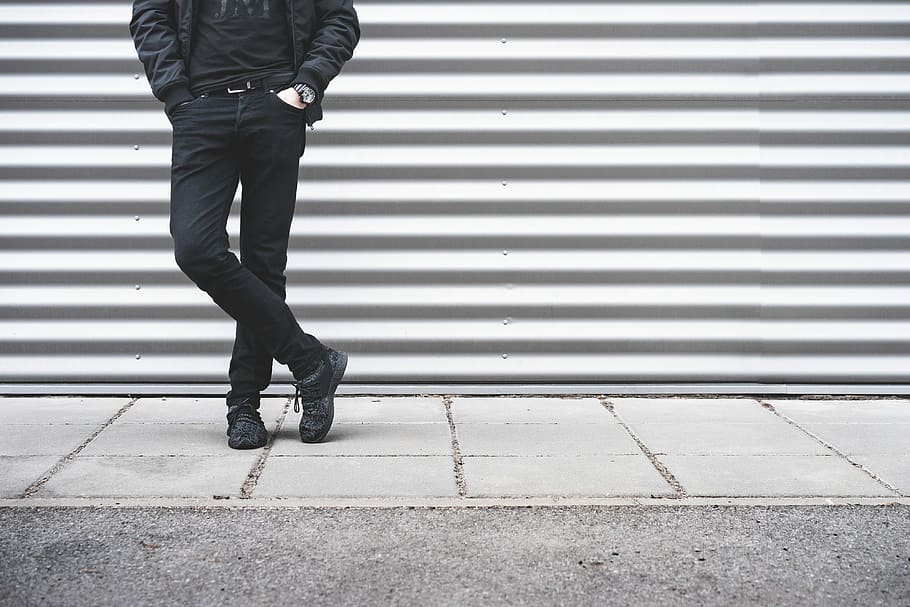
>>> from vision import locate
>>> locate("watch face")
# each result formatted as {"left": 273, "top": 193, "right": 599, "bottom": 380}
{"left": 295, "top": 84, "right": 316, "bottom": 104}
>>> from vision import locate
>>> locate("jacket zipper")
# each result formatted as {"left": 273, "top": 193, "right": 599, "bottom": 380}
{"left": 182, "top": 0, "right": 193, "bottom": 70}
{"left": 287, "top": 0, "right": 297, "bottom": 67}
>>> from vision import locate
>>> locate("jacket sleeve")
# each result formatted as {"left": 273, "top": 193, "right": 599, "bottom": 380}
{"left": 129, "top": 0, "right": 194, "bottom": 114}
{"left": 294, "top": 0, "right": 361, "bottom": 103}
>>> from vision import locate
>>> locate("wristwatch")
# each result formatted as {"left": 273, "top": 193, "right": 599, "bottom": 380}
{"left": 292, "top": 82, "right": 316, "bottom": 105}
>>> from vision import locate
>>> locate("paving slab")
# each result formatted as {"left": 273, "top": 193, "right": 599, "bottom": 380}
{"left": 851, "top": 454, "right": 910, "bottom": 495}
{"left": 456, "top": 423, "right": 640, "bottom": 456}
{"left": 332, "top": 396, "right": 448, "bottom": 423}
{"left": 121, "top": 396, "right": 287, "bottom": 424}
{"left": 255, "top": 456, "right": 457, "bottom": 497}
{"left": 270, "top": 423, "right": 453, "bottom": 456}
{"left": 765, "top": 398, "right": 910, "bottom": 424}
{"left": 610, "top": 397, "right": 771, "bottom": 423}
{"left": 450, "top": 397, "right": 610, "bottom": 424}
{"left": 0, "top": 424, "right": 96, "bottom": 456}
{"left": 0, "top": 455, "right": 58, "bottom": 498}
{"left": 35, "top": 455, "right": 258, "bottom": 498}
{"left": 462, "top": 455, "right": 673, "bottom": 497}
{"left": 625, "top": 421, "right": 829, "bottom": 456}
{"left": 659, "top": 455, "right": 897, "bottom": 497}
{"left": 1, "top": 395, "right": 905, "bottom": 502}
{"left": 795, "top": 423, "right": 910, "bottom": 455}
{"left": 0, "top": 396, "right": 128, "bottom": 425}
{"left": 81, "top": 423, "right": 240, "bottom": 456}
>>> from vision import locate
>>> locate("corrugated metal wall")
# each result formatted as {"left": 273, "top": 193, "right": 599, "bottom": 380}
{"left": 0, "top": 2, "right": 909, "bottom": 388}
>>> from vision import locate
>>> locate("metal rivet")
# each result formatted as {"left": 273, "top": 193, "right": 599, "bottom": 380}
{"left": 503, "top": 319, "right": 510, "bottom": 325}
{"left": 134, "top": 215, "right": 140, "bottom": 221}
{"left": 502, "top": 110, "right": 507, "bottom": 115}
{"left": 503, "top": 250, "right": 509, "bottom": 255}
{"left": 501, "top": 38, "right": 507, "bottom": 44}
{"left": 501, "top": 353, "right": 509, "bottom": 359}
{"left": 502, "top": 181, "right": 508, "bottom": 186}
{"left": 133, "top": 73, "right": 140, "bottom": 79}
{"left": 135, "top": 284, "right": 141, "bottom": 290}
{"left": 133, "top": 144, "right": 140, "bottom": 150}
{"left": 135, "top": 354, "right": 141, "bottom": 359}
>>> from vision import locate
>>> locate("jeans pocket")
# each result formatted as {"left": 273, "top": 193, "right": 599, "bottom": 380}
{"left": 170, "top": 94, "right": 206, "bottom": 117}
{"left": 267, "top": 90, "right": 307, "bottom": 117}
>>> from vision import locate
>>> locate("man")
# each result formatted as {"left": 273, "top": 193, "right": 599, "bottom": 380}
{"left": 129, "top": 0, "right": 360, "bottom": 449}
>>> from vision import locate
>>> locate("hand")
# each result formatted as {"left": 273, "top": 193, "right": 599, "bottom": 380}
{"left": 276, "top": 87, "right": 308, "bottom": 110}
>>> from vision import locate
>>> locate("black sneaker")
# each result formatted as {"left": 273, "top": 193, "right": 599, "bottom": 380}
{"left": 226, "top": 399, "right": 268, "bottom": 450}
{"left": 293, "top": 346, "right": 348, "bottom": 443}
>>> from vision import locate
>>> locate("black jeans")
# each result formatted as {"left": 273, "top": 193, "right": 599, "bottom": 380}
{"left": 167, "top": 83, "right": 323, "bottom": 405}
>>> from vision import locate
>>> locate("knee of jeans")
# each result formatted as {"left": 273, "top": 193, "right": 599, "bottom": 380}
{"left": 173, "top": 242, "right": 221, "bottom": 281}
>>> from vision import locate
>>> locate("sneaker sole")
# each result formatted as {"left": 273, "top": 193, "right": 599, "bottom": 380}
{"left": 228, "top": 435, "right": 267, "bottom": 450}
{"left": 299, "top": 348, "right": 348, "bottom": 443}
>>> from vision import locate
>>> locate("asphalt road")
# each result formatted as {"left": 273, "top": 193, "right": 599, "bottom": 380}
{"left": 1, "top": 505, "right": 908, "bottom": 606}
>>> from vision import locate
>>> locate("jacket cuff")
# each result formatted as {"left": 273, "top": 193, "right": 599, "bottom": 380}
{"left": 162, "top": 82, "right": 195, "bottom": 115}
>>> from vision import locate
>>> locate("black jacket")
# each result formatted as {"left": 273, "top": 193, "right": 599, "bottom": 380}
{"left": 129, "top": 0, "right": 360, "bottom": 125}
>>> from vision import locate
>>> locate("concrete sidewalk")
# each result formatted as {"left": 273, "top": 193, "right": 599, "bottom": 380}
{"left": 1, "top": 395, "right": 908, "bottom": 505}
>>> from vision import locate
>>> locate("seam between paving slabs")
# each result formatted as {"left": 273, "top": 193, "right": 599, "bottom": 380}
{"left": 443, "top": 395, "right": 467, "bottom": 498}
{"left": 757, "top": 399, "right": 905, "bottom": 497}
{"left": 600, "top": 396, "right": 687, "bottom": 498}
{"left": 3, "top": 496, "right": 909, "bottom": 508}
{"left": 239, "top": 397, "right": 291, "bottom": 499}
{"left": 20, "top": 396, "right": 138, "bottom": 498}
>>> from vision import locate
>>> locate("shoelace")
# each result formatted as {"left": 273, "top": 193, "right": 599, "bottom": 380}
{"left": 292, "top": 357, "right": 327, "bottom": 413}
{"left": 229, "top": 405, "right": 263, "bottom": 429}
{"left": 293, "top": 379, "right": 322, "bottom": 414}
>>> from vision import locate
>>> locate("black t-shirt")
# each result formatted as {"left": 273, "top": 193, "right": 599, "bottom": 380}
{"left": 188, "top": 0, "right": 296, "bottom": 95}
